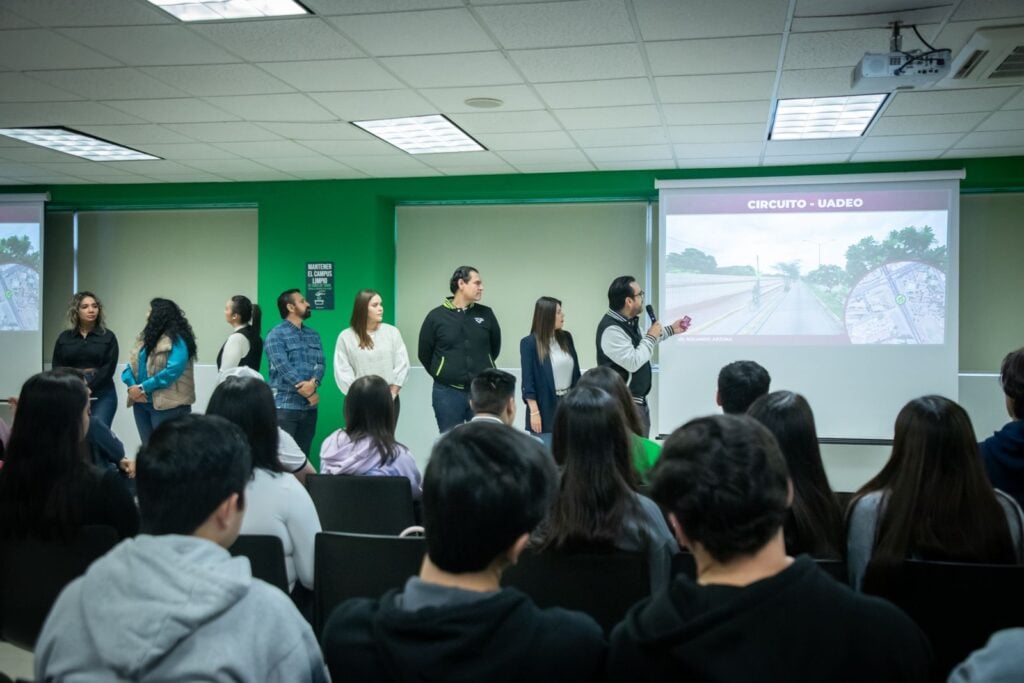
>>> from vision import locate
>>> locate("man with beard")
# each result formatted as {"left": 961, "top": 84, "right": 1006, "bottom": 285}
{"left": 265, "top": 289, "right": 324, "bottom": 456}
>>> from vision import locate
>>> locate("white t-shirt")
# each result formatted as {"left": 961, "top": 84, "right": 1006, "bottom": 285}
{"left": 549, "top": 341, "right": 575, "bottom": 392}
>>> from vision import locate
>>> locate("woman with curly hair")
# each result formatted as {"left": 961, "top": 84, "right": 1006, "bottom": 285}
{"left": 122, "top": 298, "right": 197, "bottom": 445}
{"left": 52, "top": 291, "right": 120, "bottom": 428}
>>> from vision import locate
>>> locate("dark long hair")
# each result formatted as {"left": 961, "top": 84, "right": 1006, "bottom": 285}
{"left": 853, "top": 395, "right": 1016, "bottom": 590}
{"left": 229, "top": 295, "right": 261, "bottom": 336}
{"left": 349, "top": 289, "right": 380, "bottom": 350}
{"left": 67, "top": 291, "right": 107, "bottom": 334}
{"left": 577, "top": 366, "right": 645, "bottom": 438}
{"left": 748, "top": 391, "right": 844, "bottom": 559}
{"left": 530, "top": 296, "right": 569, "bottom": 362}
{"left": 345, "top": 375, "right": 402, "bottom": 467}
{"left": 143, "top": 298, "right": 197, "bottom": 360}
{"left": 206, "top": 376, "right": 281, "bottom": 474}
{"left": 0, "top": 370, "right": 93, "bottom": 540}
{"left": 541, "top": 386, "right": 641, "bottom": 550}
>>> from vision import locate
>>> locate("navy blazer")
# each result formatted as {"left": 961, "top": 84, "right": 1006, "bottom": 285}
{"left": 520, "top": 332, "right": 581, "bottom": 434}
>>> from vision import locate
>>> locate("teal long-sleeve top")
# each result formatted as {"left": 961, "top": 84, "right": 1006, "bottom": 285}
{"left": 121, "top": 337, "right": 189, "bottom": 397}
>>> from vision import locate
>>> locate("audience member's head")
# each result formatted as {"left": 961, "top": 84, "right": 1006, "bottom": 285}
{"left": 0, "top": 369, "right": 91, "bottom": 539}
{"left": 717, "top": 360, "right": 771, "bottom": 414}
{"left": 652, "top": 414, "right": 789, "bottom": 563}
{"left": 747, "top": 391, "right": 843, "bottom": 559}
{"left": 207, "top": 374, "right": 281, "bottom": 474}
{"left": 423, "top": 422, "right": 557, "bottom": 573}
{"left": 136, "top": 414, "right": 251, "bottom": 546}
{"left": 470, "top": 368, "right": 517, "bottom": 424}
{"left": 542, "top": 385, "right": 638, "bottom": 550}
{"left": 577, "top": 366, "right": 645, "bottom": 437}
{"left": 1000, "top": 347, "right": 1024, "bottom": 420}
{"left": 344, "top": 374, "right": 401, "bottom": 466}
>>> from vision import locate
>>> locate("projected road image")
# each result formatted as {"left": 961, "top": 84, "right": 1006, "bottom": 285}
{"left": 0, "top": 224, "right": 41, "bottom": 332}
{"left": 845, "top": 261, "right": 945, "bottom": 344}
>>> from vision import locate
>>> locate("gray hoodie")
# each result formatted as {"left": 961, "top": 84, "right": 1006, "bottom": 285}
{"left": 35, "top": 534, "right": 329, "bottom": 682}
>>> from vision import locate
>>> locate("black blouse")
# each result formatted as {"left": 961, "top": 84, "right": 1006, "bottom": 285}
{"left": 52, "top": 328, "right": 119, "bottom": 394}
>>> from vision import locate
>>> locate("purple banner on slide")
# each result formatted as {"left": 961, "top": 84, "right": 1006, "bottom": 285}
{"left": 665, "top": 190, "right": 949, "bottom": 215}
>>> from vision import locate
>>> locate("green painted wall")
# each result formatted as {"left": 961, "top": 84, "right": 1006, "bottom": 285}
{"left": 6, "top": 155, "right": 1023, "bottom": 456}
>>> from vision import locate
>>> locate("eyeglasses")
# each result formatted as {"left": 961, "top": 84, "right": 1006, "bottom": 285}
{"left": 632, "top": 290, "right": 645, "bottom": 298}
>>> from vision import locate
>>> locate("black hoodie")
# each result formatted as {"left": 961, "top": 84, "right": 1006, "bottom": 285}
{"left": 608, "top": 556, "right": 931, "bottom": 682}
{"left": 323, "top": 585, "right": 604, "bottom": 682}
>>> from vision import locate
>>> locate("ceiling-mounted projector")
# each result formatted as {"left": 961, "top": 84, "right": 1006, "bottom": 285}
{"left": 850, "top": 22, "right": 951, "bottom": 92}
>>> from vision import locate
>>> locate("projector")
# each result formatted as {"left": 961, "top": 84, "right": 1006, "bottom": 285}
{"left": 851, "top": 49, "right": 951, "bottom": 92}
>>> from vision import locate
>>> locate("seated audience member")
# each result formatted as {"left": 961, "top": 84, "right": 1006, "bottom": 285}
{"left": 748, "top": 391, "right": 844, "bottom": 559}
{"left": 948, "top": 628, "right": 1024, "bottom": 682}
{"left": 979, "top": 347, "right": 1024, "bottom": 508}
{"left": 207, "top": 375, "right": 320, "bottom": 594}
{"left": 469, "top": 368, "right": 518, "bottom": 425}
{"left": 847, "top": 396, "right": 1024, "bottom": 592}
{"left": 0, "top": 369, "right": 138, "bottom": 541}
{"left": 538, "top": 385, "right": 676, "bottom": 588}
{"left": 320, "top": 374, "right": 421, "bottom": 497}
{"left": 717, "top": 360, "right": 771, "bottom": 414}
{"left": 578, "top": 366, "right": 661, "bottom": 481}
{"left": 609, "top": 414, "right": 931, "bottom": 682}
{"left": 35, "top": 415, "right": 327, "bottom": 682}
{"left": 322, "top": 421, "right": 605, "bottom": 682}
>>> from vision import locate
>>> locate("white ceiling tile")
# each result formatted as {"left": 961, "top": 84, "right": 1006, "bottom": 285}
{"left": 131, "top": 143, "right": 238, "bottom": 160}
{"left": 421, "top": 85, "right": 544, "bottom": 113}
{"left": 220, "top": 170, "right": 300, "bottom": 181}
{"left": 93, "top": 159, "right": 196, "bottom": 174}
{"left": 536, "top": 79, "right": 655, "bottom": 109}
{"left": 416, "top": 151, "right": 509, "bottom": 168}
{"left": 0, "top": 73, "right": 81, "bottom": 102}
{"left": 678, "top": 144, "right": 760, "bottom": 160}
{"left": 784, "top": 28, "right": 916, "bottom": 70}
{"left": 20, "top": 174, "right": 93, "bottom": 183}
{"left": 191, "top": 19, "right": 364, "bottom": 61}
{"left": 498, "top": 149, "right": 590, "bottom": 165}
{"left": 287, "top": 168, "right": 369, "bottom": 179}
{"left": 662, "top": 101, "right": 769, "bottom": 125}
{"left": 776, "top": 67, "right": 857, "bottom": 98}
{"left": 29, "top": 68, "right": 189, "bottom": 100}
{"left": 31, "top": 161, "right": 143, "bottom": 177}
{"left": 296, "top": 139, "right": 397, "bottom": 156}
{"left": 765, "top": 138, "right": 861, "bottom": 156}
{"left": 593, "top": 159, "right": 676, "bottom": 170}
{"left": 475, "top": 0, "right": 634, "bottom": 49}
{"left": 977, "top": 111, "right": 1024, "bottom": 131}
{"left": 951, "top": 0, "right": 1024, "bottom": 21}
{"left": 648, "top": 35, "right": 782, "bottom": 76}
{"left": 180, "top": 159, "right": 281, "bottom": 174}
{"left": 135, "top": 172, "right": 228, "bottom": 182}
{"left": 870, "top": 112, "right": 988, "bottom": 135}
{"left": 142, "top": 65, "right": 294, "bottom": 97}
{"left": 204, "top": 94, "right": 335, "bottom": 121}
{"left": 59, "top": 26, "right": 243, "bottom": 66}
{"left": 509, "top": 161, "right": 596, "bottom": 173}
{"left": 163, "top": 123, "right": 283, "bottom": 143}
{"left": 885, "top": 87, "right": 1019, "bottom": 116}
{"left": 509, "top": 44, "right": 646, "bottom": 82}
{"left": 0, "top": 8, "right": 36, "bottom": 29}
{"left": 0, "top": 101, "right": 145, "bottom": 126}
{"left": 942, "top": 146, "right": 1024, "bottom": 158}
{"left": 677, "top": 157, "right": 759, "bottom": 168}
{"left": 932, "top": 18, "right": 1024, "bottom": 60}
{"left": 0, "top": 161, "right": 74, "bottom": 176}
{"left": 449, "top": 110, "right": 562, "bottom": 134}
{"left": 0, "top": 30, "right": 120, "bottom": 70}
{"left": 304, "top": 0, "right": 460, "bottom": 15}
{"left": 669, "top": 123, "right": 765, "bottom": 143}
{"left": 555, "top": 105, "right": 661, "bottom": 129}
{"left": 585, "top": 145, "right": 673, "bottom": 161}
{"left": 258, "top": 60, "right": 403, "bottom": 92}
{"left": 380, "top": 52, "right": 521, "bottom": 88}
{"left": 2, "top": 148, "right": 90, "bottom": 163}
{"left": 255, "top": 156, "right": 359, "bottom": 173}
{"left": 767, "top": 154, "right": 854, "bottom": 165}
{"left": 635, "top": 0, "right": 790, "bottom": 40}
{"left": 328, "top": 9, "right": 495, "bottom": 56}
{"left": 76, "top": 124, "right": 197, "bottom": 145}
{"left": 105, "top": 98, "right": 239, "bottom": 124}
{"left": 91, "top": 176, "right": 165, "bottom": 184}
{"left": 254, "top": 122, "right": 368, "bottom": 140}
{"left": 956, "top": 130, "right": 1024, "bottom": 148}
{"left": 438, "top": 165, "right": 517, "bottom": 176}
{"left": 790, "top": 2, "right": 949, "bottom": 32}
{"left": 338, "top": 155, "right": 437, "bottom": 175}
{"left": 311, "top": 90, "right": 436, "bottom": 121}
{"left": 213, "top": 140, "right": 321, "bottom": 158}
{"left": 2, "top": 0, "right": 171, "bottom": 26}
{"left": 570, "top": 126, "right": 668, "bottom": 147}
{"left": 850, "top": 150, "right": 944, "bottom": 162}
{"left": 858, "top": 133, "right": 962, "bottom": 152}
{"left": 475, "top": 131, "right": 575, "bottom": 150}
{"left": 656, "top": 73, "right": 776, "bottom": 103}
{"left": 1002, "top": 89, "right": 1024, "bottom": 110}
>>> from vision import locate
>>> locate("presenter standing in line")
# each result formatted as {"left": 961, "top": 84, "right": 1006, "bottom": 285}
{"left": 596, "top": 276, "right": 689, "bottom": 437}
{"left": 217, "top": 295, "right": 262, "bottom": 372}
{"left": 418, "top": 266, "right": 501, "bottom": 432}
{"left": 265, "top": 289, "right": 324, "bottom": 457}
{"left": 520, "top": 296, "right": 580, "bottom": 447}
{"left": 52, "top": 291, "right": 119, "bottom": 428}
{"left": 334, "top": 289, "right": 410, "bottom": 422}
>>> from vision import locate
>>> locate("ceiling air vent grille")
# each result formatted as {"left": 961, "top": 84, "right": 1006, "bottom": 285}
{"left": 947, "top": 26, "right": 1024, "bottom": 84}
{"left": 990, "top": 46, "right": 1024, "bottom": 79}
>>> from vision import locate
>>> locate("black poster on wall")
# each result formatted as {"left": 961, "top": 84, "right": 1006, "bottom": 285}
{"left": 306, "top": 261, "right": 334, "bottom": 310}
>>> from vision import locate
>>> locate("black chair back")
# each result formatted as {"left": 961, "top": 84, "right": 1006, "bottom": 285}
{"left": 0, "top": 525, "right": 120, "bottom": 650}
{"left": 313, "top": 531, "right": 425, "bottom": 637}
{"left": 502, "top": 548, "right": 650, "bottom": 633}
{"left": 813, "top": 558, "right": 848, "bottom": 585}
{"left": 229, "top": 534, "right": 289, "bottom": 593}
{"left": 670, "top": 550, "right": 697, "bottom": 580}
{"left": 305, "top": 474, "right": 415, "bottom": 535}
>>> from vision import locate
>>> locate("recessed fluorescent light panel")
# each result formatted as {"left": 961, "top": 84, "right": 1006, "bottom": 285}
{"left": 352, "top": 115, "right": 485, "bottom": 155}
{"left": 0, "top": 127, "right": 160, "bottom": 161}
{"left": 770, "top": 94, "right": 888, "bottom": 140}
{"left": 146, "top": 0, "right": 310, "bottom": 22}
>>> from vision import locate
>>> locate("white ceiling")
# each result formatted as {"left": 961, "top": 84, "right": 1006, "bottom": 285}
{"left": 0, "top": 0, "right": 1022, "bottom": 184}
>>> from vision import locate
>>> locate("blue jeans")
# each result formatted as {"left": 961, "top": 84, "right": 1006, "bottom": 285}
{"left": 90, "top": 385, "right": 117, "bottom": 429}
{"left": 278, "top": 408, "right": 318, "bottom": 456}
{"left": 133, "top": 402, "right": 192, "bottom": 446}
{"left": 432, "top": 383, "right": 473, "bottom": 433}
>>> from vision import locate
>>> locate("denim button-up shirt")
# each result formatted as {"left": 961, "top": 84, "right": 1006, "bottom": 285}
{"left": 264, "top": 320, "right": 325, "bottom": 411}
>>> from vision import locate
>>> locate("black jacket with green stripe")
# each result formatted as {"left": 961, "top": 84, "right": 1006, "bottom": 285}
{"left": 417, "top": 297, "right": 501, "bottom": 390}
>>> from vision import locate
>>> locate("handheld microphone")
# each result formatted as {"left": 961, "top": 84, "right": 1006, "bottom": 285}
{"left": 645, "top": 304, "right": 657, "bottom": 324}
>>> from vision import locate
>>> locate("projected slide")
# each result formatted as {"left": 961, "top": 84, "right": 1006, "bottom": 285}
{"left": 663, "top": 190, "right": 948, "bottom": 345}
{"left": 0, "top": 223, "right": 41, "bottom": 332}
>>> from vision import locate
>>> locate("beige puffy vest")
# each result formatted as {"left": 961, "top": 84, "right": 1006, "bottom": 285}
{"left": 127, "top": 334, "right": 196, "bottom": 410}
